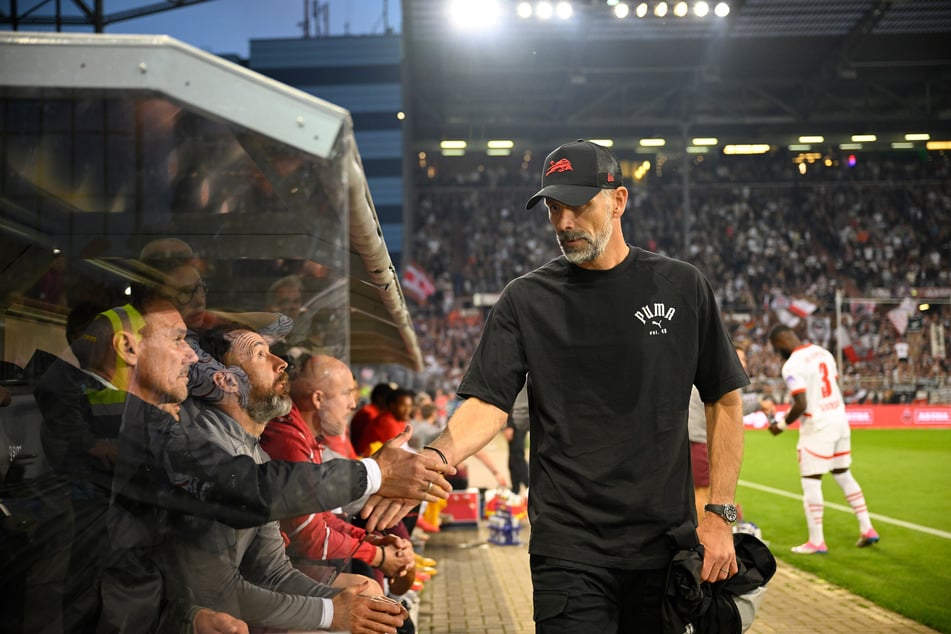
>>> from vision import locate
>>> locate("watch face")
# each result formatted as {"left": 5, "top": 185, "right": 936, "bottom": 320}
{"left": 724, "top": 505, "right": 738, "bottom": 522}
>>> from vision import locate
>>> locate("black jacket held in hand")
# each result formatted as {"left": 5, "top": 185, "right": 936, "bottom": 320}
{"left": 663, "top": 531, "right": 777, "bottom": 634}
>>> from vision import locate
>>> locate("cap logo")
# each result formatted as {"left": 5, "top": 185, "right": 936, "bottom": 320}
{"left": 607, "top": 173, "right": 615, "bottom": 183}
{"left": 545, "top": 158, "right": 573, "bottom": 176}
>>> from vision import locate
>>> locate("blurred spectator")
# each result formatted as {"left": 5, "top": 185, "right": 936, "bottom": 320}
{"left": 266, "top": 275, "right": 303, "bottom": 319}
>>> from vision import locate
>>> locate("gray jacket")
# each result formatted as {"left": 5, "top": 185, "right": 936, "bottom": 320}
{"left": 160, "top": 406, "right": 338, "bottom": 630}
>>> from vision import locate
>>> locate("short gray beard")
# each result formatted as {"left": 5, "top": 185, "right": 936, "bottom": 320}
{"left": 247, "top": 392, "right": 292, "bottom": 424}
{"left": 558, "top": 209, "right": 614, "bottom": 264}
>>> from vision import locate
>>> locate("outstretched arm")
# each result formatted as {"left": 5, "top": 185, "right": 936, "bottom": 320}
{"left": 360, "top": 397, "right": 507, "bottom": 532}
{"left": 425, "top": 397, "right": 510, "bottom": 467}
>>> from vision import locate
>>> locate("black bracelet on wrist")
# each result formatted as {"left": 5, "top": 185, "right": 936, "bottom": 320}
{"left": 379, "top": 546, "right": 386, "bottom": 567}
{"left": 423, "top": 445, "right": 449, "bottom": 465}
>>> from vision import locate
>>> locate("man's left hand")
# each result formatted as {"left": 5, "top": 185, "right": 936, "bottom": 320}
{"left": 697, "top": 514, "right": 737, "bottom": 583}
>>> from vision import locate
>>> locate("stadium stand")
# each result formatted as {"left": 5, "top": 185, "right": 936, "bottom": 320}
{"left": 406, "top": 150, "right": 950, "bottom": 404}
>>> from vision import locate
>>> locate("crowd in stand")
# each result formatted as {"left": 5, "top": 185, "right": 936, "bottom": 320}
{"left": 406, "top": 150, "right": 951, "bottom": 404}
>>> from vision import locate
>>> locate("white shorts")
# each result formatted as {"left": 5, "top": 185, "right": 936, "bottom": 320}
{"left": 797, "top": 421, "right": 852, "bottom": 476}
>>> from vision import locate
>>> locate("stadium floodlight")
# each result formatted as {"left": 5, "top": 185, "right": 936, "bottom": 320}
{"left": 487, "top": 139, "right": 515, "bottom": 149}
{"left": 788, "top": 144, "right": 811, "bottom": 151}
{"left": 487, "top": 148, "right": 512, "bottom": 156}
{"left": 441, "top": 149, "right": 466, "bottom": 156}
{"left": 691, "top": 137, "right": 718, "bottom": 146}
{"left": 686, "top": 146, "right": 709, "bottom": 154}
{"left": 556, "top": 1, "right": 573, "bottom": 19}
{"left": 589, "top": 138, "right": 614, "bottom": 147}
{"left": 674, "top": 2, "right": 689, "bottom": 17}
{"left": 440, "top": 140, "right": 467, "bottom": 149}
{"left": 714, "top": 2, "right": 730, "bottom": 17}
{"left": 517, "top": 2, "right": 533, "bottom": 18}
{"left": 723, "top": 144, "right": 770, "bottom": 155}
{"left": 840, "top": 143, "right": 863, "bottom": 150}
{"left": 798, "top": 135, "right": 824, "bottom": 144}
{"left": 606, "top": 0, "right": 619, "bottom": 4}
{"left": 448, "top": 0, "right": 502, "bottom": 29}
{"left": 890, "top": 142, "right": 914, "bottom": 149}
{"left": 614, "top": 3, "right": 630, "bottom": 18}
{"left": 905, "top": 133, "right": 930, "bottom": 141}
{"left": 639, "top": 138, "right": 666, "bottom": 147}
{"left": 635, "top": 2, "right": 649, "bottom": 17}
{"left": 694, "top": 1, "right": 709, "bottom": 17}
{"left": 536, "top": 1, "right": 554, "bottom": 19}
{"left": 654, "top": 2, "right": 668, "bottom": 17}
{"left": 851, "top": 134, "right": 877, "bottom": 142}
{"left": 927, "top": 140, "right": 951, "bottom": 150}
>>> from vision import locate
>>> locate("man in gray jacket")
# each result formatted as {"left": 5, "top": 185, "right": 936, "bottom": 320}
{"left": 160, "top": 324, "right": 413, "bottom": 632}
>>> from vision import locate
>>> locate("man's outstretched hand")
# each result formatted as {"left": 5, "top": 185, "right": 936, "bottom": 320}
{"left": 360, "top": 427, "right": 455, "bottom": 532}
{"left": 373, "top": 427, "right": 455, "bottom": 500}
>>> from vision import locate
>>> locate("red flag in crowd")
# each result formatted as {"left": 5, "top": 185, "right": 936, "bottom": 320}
{"left": 837, "top": 325, "right": 859, "bottom": 363}
{"left": 403, "top": 262, "right": 436, "bottom": 304}
{"left": 789, "top": 298, "right": 817, "bottom": 318}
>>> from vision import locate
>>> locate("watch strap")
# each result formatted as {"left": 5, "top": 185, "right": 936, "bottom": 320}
{"left": 704, "top": 503, "right": 738, "bottom": 523}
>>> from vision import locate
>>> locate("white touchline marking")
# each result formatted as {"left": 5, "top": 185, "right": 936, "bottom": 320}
{"left": 737, "top": 479, "right": 951, "bottom": 540}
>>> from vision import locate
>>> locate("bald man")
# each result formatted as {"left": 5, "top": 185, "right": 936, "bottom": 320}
{"left": 261, "top": 355, "right": 416, "bottom": 593}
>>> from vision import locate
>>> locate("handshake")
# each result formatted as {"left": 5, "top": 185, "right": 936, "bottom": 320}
{"left": 362, "top": 427, "right": 456, "bottom": 532}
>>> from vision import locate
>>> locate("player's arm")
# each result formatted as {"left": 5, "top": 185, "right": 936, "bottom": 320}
{"left": 769, "top": 391, "right": 806, "bottom": 436}
{"left": 697, "top": 388, "right": 744, "bottom": 582}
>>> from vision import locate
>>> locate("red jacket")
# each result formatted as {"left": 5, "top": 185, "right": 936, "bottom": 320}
{"left": 260, "top": 405, "right": 376, "bottom": 565}
{"left": 323, "top": 431, "right": 358, "bottom": 460}
{"left": 352, "top": 410, "right": 405, "bottom": 457}
{"left": 348, "top": 403, "right": 378, "bottom": 457}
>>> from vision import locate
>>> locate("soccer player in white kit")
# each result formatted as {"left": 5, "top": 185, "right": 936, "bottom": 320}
{"left": 768, "top": 325, "right": 880, "bottom": 554}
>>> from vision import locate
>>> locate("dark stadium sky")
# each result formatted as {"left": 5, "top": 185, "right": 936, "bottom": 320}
{"left": 109, "top": 0, "right": 400, "bottom": 58}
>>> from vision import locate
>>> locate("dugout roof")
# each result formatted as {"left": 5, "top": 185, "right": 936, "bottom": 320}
{"left": 0, "top": 31, "right": 423, "bottom": 371}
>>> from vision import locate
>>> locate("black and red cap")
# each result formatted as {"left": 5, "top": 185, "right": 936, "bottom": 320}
{"left": 525, "top": 139, "right": 623, "bottom": 210}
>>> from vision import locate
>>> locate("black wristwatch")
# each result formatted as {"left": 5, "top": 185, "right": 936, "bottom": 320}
{"left": 704, "top": 503, "right": 738, "bottom": 524}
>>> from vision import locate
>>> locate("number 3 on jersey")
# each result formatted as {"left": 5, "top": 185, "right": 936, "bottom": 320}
{"left": 819, "top": 361, "right": 832, "bottom": 398}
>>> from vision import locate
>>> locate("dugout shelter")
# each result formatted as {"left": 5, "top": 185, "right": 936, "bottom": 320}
{"left": 0, "top": 35, "right": 421, "bottom": 627}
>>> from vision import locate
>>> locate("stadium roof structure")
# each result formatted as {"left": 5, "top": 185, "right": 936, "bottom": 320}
{"left": 402, "top": 0, "right": 951, "bottom": 155}
{"left": 0, "top": 31, "right": 424, "bottom": 371}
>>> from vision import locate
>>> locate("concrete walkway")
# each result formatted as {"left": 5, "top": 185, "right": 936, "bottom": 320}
{"left": 411, "top": 436, "right": 939, "bottom": 634}
{"left": 415, "top": 523, "right": 939, "bottom": 633}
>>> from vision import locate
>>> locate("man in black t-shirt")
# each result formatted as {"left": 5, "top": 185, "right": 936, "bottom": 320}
{"left": 408, "top": 140, "right": 749, "bottom": 632}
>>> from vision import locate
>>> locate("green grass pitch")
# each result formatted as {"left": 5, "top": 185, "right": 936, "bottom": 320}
{"left": 738, "top": 428, "right": 951, "bottom": 633}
